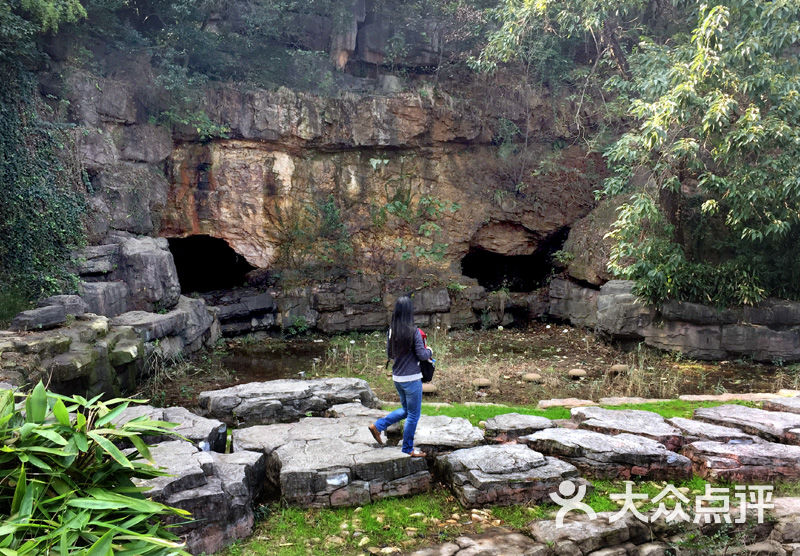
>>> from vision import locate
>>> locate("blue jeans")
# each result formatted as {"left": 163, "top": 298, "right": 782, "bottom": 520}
{"left": 374, "top": 379, "right": 422, "bottom": 454}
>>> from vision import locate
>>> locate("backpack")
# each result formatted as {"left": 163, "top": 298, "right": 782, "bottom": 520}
{"left": 417, "top": 328, "right": 435, "bottom": 383}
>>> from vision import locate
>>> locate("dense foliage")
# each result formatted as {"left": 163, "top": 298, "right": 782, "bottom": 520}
{"left": 603, "top": 0, "right": 800, "bottom": 305}
{"left": 0, "top": 3, "right": 87, "bottom": 321}
{"left": 487, "top": 0, "right": 800, "bottom": 306}
{"left": 0, "top": 383, "right": 189, "bottom": 554}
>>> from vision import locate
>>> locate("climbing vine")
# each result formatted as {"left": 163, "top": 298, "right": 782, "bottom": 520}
{"left": 0, "top": 64, "right": 87, "bottom": 317}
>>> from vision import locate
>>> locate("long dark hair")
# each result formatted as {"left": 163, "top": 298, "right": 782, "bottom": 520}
{"left": 389, "top": 296, "right": 415, "bottom": 358}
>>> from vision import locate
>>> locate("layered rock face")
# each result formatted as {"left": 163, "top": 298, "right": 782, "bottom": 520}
{"left": 161, "top": 87, "right": 598, "bottom": 272}
{"left": 549, "top": 278, "right": 800, "bottom": 362}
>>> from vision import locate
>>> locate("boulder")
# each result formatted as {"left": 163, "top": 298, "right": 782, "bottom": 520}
{"left": 11, "top": 306, "right": 66, "bottom": 331}
{"left": 80, "top": 281, "right": 129, "bottom": 317}
{"left": 435, "top": 443, "right": 584, "bottom": 508}
{"left": 596, "top": 281, "right": 654, "bottom": 338}
{"left": 37, "top": 295, "right": 88, "bottom": 316}
{"left": 176, "top": 296, "right": 218, "bottom": 350}
{"left": 483, "top": 413, "right": 555, "bottom": 443}
{"left": 683, "top": 441, "right": 800, "bottom": 482}
{"left": 660, "top": 300, "right": 740, "bottom": 325}
{"left": 233, "top": 416, "right": 431, "bottom": 507}
{"left": 720, "top": 324, "right": 800, "bottom": 363}
{"left": 571, "top": 407, "right": 684, "bottom": 451}
{"left": 75, "top": 127, "right": 119, "bottom": 171}
{"left": 522, "top": 428, "right": 692, "bottom": 480}
{"left": 112, "top": 310, "right": 188, "bottom": 342}
{"left": 548, "top": 278, "right": 599, "bottom": 328}
{"left": 197, "top": 378, "right": 380, "bottom": 426}
{"left": 693, "top": 405, "right": 800, "bottom": 445}
{"left": 134, "top": 439, "right": 265, "bottom": 555}
{"left": 561, "top": 196, "right": 621, "bottom": 286}
{"left": 410, "top": 415, "right": 485, "bottom": 456}
{"left": 116, "top": 235, "right": 181, "bottom": 312}
{"left": 74, "top": 244, "right": 120, "bottom": 276}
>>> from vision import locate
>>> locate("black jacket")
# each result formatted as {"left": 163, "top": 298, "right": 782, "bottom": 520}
{"left": 387, "top": 327, "right": 432, "bottom": 379}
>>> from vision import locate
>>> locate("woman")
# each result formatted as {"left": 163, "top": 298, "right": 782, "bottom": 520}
{"left": 368, "top": 296, "right": 432, "bottom": 457}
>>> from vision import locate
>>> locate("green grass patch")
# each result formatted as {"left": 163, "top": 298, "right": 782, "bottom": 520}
{"left": 224, "top": 487, "right": 472, "bottom": 556}
{"left": 599, "top": 399, "right": 759, "bottom": 419}
{"left": 419, "top": 403, "right": 571, "bottom": 425}
{"left": 382, "top": 399, "right": 762, "bottom": 426}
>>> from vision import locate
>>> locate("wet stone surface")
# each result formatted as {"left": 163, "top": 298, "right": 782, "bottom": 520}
{"left": 522, "top": 428, "right": 692, "bottom": 480}
{"left": 435, "top": 444, "right": 585, "bottom": 508}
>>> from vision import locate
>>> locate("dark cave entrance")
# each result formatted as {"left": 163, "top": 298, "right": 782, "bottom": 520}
{"left": 168, "top": 235, "right": 256, "bottom": 293}
{"left": 461, "top": 229, "right": 569, "bottom": 292}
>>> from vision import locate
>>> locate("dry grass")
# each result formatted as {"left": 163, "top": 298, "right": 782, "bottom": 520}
{"left": 311, "top": 323, "right": 780, "bottom": 405}
{"left": 146, "top": 322, "right": 785, "bottom": 408}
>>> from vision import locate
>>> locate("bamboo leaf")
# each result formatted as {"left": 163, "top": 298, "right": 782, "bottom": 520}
{"left": 32, "top": 428, "right": 68, "bottom": 446}
{"left": 87, "top": 431, "right": 132, "bottom": 468}
{"left": 52, "top": 399, "right": 70, "bottom": 426}
{"left": 10, "top": 464, "right": 26, "bottom": 514}
{"left": 95, "top": 402, "right": 129, "bottom": 427}
{"left": 84, "top": 529, "right": 114, "bottom": 556}
{"left": 25, "top": 382, "right": 47, "bottom": 424}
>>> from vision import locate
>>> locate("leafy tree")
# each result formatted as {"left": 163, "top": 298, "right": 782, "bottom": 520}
{"left": 603, "top": 0, "right": 800, "bottom": 305}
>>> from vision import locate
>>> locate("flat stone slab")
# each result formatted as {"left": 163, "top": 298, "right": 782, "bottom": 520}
{"left": 693, "top": 405, "right": 800, "bottom": 444}
{"left": 764, "top": 397, "right": 800, "bottom": 415}
{"left": 197, "top": 378, "right": 380, "bottom": 426}
{"left": 410, "top": 530, "right": 548, "bottom": 556}
{"left": 232, "top": 415, "right": 430, "bottom": 507}
{"left": 135, "top": 440, "right": 266, "bottom": 555}
{"left": 11, "top": 305, "right": 66, "bottom": 331}
{"left": 113, "top": 404, "right": 227, "bottom": 452}
{"left": 435, "top": 444, "right": 584, "bottom": 508}
{"left": 538, "top": 398, "right": 597, "bottom": 409}
{"left": 411, "top": 415, "right": 485, "bottom": 456}
{"left": 483, "top": 413, "right": 555, "bottom": 443}
{"left": 666, "top": 417, "right": 762, "bottom": 445}
{"left": 683, "top": 441, "right": 800, "bottom": 482}
{"left": 572, "top": 407, "right": 684, "bottom": 451}
{"left": 522, "top": 428, "right": 692, "bottom": 480}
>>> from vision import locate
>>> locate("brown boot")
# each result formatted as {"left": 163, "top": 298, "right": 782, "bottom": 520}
{"left": 368, "top": 424, "right": 383, "bottom": 445}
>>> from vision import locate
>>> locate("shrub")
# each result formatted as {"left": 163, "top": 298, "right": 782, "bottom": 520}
{"left": 0, "top": 383, "right": 190, "bottom": 554}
